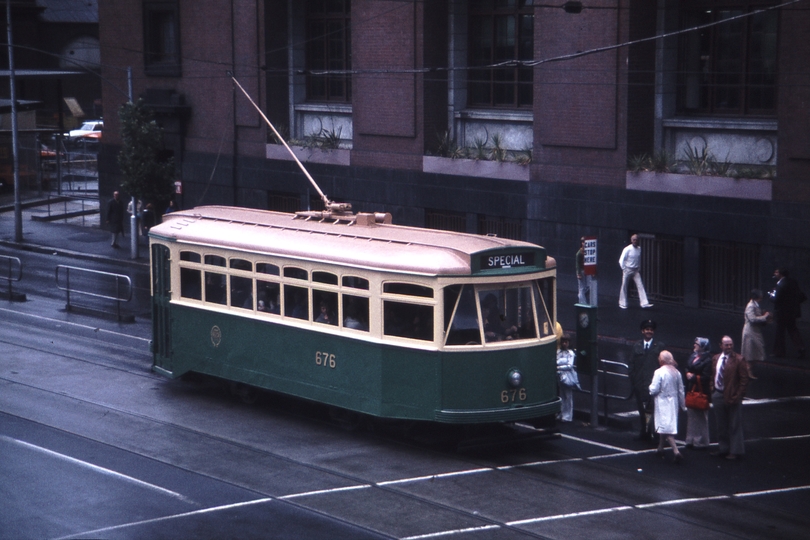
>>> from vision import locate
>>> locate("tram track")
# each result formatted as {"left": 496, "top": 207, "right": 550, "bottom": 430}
{"left": 3, "top": 359, "right": 742, "bottom": 540}
{"left": 4, "top": 300, "right": 810, "bottom": 538}
{"left": 0, "top": 314, "right": 579, "bottom": 539}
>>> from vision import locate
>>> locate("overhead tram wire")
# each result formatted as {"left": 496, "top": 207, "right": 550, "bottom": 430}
{"left": 298, "top": 0, "right": 804, "bottom": 77}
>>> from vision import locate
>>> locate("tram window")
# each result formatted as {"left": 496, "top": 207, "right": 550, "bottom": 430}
{"left": 445, "top": 285, "right": 481, "bottom": 346}
{"left": 342, "top": 276, "right": 369, "bottom": 290}
{"left": 230, "top": 258, "right": 252, "bottom": 271}
{"left": 535, "top": 278, "right": 555, "bottom": 337}
{"left": 205, "top": 272, "right": 227, "bottom": 305}
{"left": 284, "top": 284, "right": 309, "bottom": 320}
{"left": 313, "top": 271, "right": 338, "bottom": 285}
{"left": 313, "top": 290, "right": 338, "bottom": 326}
{"left": 384, "top": 282, "right": 433, "bottom": 298}
{"left": 205, "top": 255, "right": 226, "bottom": 267}
{"left": 284, "top": 267, "right": 308, "bottom": 281}
{"left": 180, "top": 268, "right": 201, "bottom": 300}
{"left": 479, "top": 286, "right": 536, "bottom": 343}
{"left": 180, "top": 251, "right": 201, "bottom": 263}
{"left": 342, "top": 294, "right": 369, "bottom": 331}
{"left": 257, "top": 280, "right": 280, "bottom": 314}
{"left": 230, "top": 275, "right": 252, "bottom": 309}
{"left": 257, "top": 262, "right": 279, "bottom": 275}
{"left": 384, "top": 301, "right": 433, "bottom": 341}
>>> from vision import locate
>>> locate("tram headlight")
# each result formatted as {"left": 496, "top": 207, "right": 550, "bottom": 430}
{"left": 507, "top": 369, "right": 522, "bottom": 388}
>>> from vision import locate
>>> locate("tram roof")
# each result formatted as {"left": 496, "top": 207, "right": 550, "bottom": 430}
{"left": 150, "top": 206, "right": 552, "bottom": 276}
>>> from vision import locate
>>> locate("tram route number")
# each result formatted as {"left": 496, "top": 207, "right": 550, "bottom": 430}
{"left": 315, "top": 351, "right": 336, "bottom": 369}
{"left": 501, "top": 388, "right": 527, "bottom": 403}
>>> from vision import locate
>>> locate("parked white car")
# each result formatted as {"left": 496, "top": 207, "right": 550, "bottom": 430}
{"left": 67, "top": 120, "right": 103, "bottom": 140}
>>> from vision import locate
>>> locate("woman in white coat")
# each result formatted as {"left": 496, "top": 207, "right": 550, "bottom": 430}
{"left": 649, "top": 350, "right": 686, "bottom": 463}
{"left": 742, "top": 289, "right": 770, "bottom": 362}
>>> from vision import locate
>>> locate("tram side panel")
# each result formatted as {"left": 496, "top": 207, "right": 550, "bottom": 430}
{"left": 154, "top": 304, "right": 558, "bottom": 423}
{"left": 160, "top": 306, "right": 387, "bottom": 414}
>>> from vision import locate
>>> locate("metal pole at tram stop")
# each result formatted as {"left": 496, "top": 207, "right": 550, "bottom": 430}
{"left": 575, "top": 303, "right": 599, "bottom": 427}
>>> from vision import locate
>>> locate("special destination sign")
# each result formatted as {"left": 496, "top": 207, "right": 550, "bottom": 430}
{"left": 480, "top": 251, "right": 536, "bottom": 270}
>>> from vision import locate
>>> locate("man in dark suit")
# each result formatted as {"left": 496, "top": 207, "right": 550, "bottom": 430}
{"left": 711, "top": 336, "right": 749, "bottom": 460}
{"left": 770, "top": 268, "right": 806, "bottom": 359}
{"left": 629, "top": 320, "right": 664, "bottom": 441}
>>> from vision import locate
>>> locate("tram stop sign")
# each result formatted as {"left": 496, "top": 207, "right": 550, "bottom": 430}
{"left": 575, "top": 303, "right": 598, "bottom": 376}
{"left": 583, "top": 237, "right": 597, "bottom": 276}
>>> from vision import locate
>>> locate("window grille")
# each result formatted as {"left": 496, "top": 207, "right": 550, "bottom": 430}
{"left": 639, "top": 235, "right": 685, "bottom": 305}
{"left": 425, "top": 209, "right": 467, "bottom": 233}
{"left": 699, "top": 240, "right": 760, "bottom": 312}
{"left": 477, "top": 215, "right": 521, "bottom": 240}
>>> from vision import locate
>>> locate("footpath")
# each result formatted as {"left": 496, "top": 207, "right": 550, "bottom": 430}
{"left": 2, "top": 193, "right": 809, "bottom": 412}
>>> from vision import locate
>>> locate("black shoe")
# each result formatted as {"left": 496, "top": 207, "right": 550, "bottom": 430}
{"left": 674, "top": 453, "right": 683, "bottom": 464}
{"left": 709, "top": 450, "right": 728, "bottom": 458}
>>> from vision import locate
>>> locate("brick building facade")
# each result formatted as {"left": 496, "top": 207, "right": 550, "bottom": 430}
{"left": 98, "top": 0, "right": 810, "bottom": 315}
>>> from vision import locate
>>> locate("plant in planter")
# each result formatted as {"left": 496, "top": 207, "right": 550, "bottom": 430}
{"left": 628, "top": 150, "right": 674, "bottom": 173}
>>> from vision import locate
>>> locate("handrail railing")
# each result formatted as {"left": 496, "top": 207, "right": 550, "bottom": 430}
{"left": 55, "top": 265, "right": 132, "bottom": 321}
{"left": 0, "top": 255, "right": 23, "bottom": 300}
{"left": 577, "top": 358, "right": 633, "bottom": 424}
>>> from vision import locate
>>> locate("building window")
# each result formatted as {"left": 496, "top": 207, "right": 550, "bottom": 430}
{"left": 306, "top": 0, "right": 351, "bottom": 103}
{"left": 468, "top": 0, "right": 533, "bottom": 108}
{"left": 143, "top": 2, "right": 181, "bottom": 77}
{"left": 676, "top": 2, "right": 778, "bottom": 116}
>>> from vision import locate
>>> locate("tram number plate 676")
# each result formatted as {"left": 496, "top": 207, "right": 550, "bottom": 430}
{"left": 315, "top": 351, "right": 336, "bottom": 369}
{"left": 501, "top": 388, "right": 527, "bottom": 403}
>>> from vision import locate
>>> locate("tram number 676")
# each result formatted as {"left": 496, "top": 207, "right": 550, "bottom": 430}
{"left": 315, "top": 351, "right": 336, "bottom": 369}
{"left": 501, "top": 388, "right": 527, "bottom": 403}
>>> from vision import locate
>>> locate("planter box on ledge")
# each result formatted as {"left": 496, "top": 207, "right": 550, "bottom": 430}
{"left": 423, "top": 155, "right": 530, "bottom": 181}
{"left": 626, "top": 171, "right": 772, "bottom": 201}
{"left": 266, "top": 144, "right": 350, "bottom": 167}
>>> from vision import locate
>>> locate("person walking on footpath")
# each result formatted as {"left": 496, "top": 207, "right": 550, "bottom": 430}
{"left": 630, "top": 320, "right": 664, "bottom": 441}
{"left": 106, "top": 191, "right": 125, "bottom": 248}
{"left": 711, "top": 336, "right": 749, "bottom": 460}
{"left": 649, "top": 350, "right": 686, "bottom": 463}
{"left": 576, "top": 237, "right": 590, "bottom": 305}
{"left": 742, "top": 289, "right": 770, "bottom": 364}
{"left": 769, "top": 268, "right": 807, "bottom": 359}
{"left": 684, "top": 337, "right": 712, "bottom": 449}
{"left": 619, "top": 234, "right": 653, "bottom": 309}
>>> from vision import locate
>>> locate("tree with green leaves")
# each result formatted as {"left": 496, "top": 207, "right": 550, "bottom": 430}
{"left": 117, "top": 99, "right": 176, "bottom": 205}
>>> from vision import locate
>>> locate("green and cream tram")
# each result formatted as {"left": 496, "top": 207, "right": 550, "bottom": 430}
{"left": 149, "top": 206, "right": 560, "bottom": 424}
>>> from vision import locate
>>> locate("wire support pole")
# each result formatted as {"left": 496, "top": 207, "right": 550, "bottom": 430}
{"left": 228, "top": 73, "right": 331, "bottom": 209}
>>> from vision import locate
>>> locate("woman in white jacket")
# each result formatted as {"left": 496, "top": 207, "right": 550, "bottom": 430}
{"left": 649, "top": 350, "right": 686, "bottom": 463}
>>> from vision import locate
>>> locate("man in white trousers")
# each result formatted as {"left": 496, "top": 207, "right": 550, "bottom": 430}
{"left": 619, "top": 234, "right": 653, "bottom": 309}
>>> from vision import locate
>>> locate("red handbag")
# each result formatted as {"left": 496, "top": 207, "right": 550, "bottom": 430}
{"left": 685, "top": 375, "right": 710, "bottom": 410}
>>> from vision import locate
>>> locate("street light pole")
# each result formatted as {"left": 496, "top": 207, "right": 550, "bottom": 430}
{"left": 127, "top": 66, "right": 138, "bottom": 260}
{"left": 6, "top": 0, "right": 22, "bottom": 243}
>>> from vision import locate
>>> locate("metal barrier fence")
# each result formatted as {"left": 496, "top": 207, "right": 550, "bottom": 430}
{"left": 0, "top": 255, "right": 23, "bottom": 301}
{"left": 55, "top": 265, "right": 132, "bottom": 321}
{"left": 578, "top": 358, "right": 633, "bottom": 423}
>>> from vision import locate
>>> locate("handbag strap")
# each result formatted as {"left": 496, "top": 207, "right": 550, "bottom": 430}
{"left": 694, "top": 375, "right": 703, "bottom": 393}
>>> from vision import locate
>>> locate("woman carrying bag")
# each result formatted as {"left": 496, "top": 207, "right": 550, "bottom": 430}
{"left": 684, "top": 337, "right": 713, "bottom": 449}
